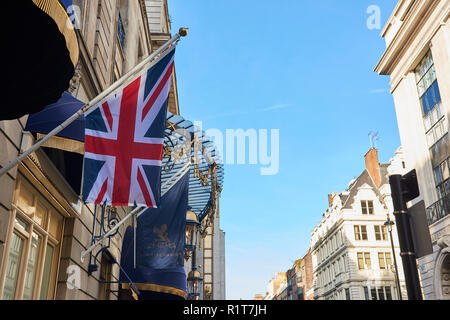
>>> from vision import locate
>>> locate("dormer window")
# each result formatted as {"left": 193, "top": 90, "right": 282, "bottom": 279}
{"left": 361, "top": 200, "right": 374, "bottom": 215}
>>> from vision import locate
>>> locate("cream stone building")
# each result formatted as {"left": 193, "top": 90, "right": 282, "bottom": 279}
{"left": 310, "top": 149, "right": 408, "bottom": 300}
{"left": 375, "top": 0, "right": 450, "bottom": 300}
{"left": 263, "top": 272, "right": 287, "bottom": 300}
{"left": 0, "top": 0, "right": 176, "bottom": 300}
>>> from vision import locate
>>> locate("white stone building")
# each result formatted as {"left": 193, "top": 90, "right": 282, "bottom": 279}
{"left": 375, "top": 0, "right": 450, "bottom": 300}
{"left": 311, "top": 148, "right": 408, "bottom": 300}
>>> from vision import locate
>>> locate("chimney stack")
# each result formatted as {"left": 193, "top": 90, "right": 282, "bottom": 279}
{"left": 365, "top": 148, "right": 381, "bottom": 187}
{"left": 328, "top": 194, "right": 333, "bottom": 207}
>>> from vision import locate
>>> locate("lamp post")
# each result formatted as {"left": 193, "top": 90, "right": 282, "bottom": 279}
{"left": 187, "top": 252, "right": 203, "bottom": 300}
{"left": 384, "top": 214, "right": 402, "bottom": 300}
{"left": 185, "top": 207, "right": 200, "bottom": 259}
{"left": 185, "top": 207, "right": 203, "bottom": 300}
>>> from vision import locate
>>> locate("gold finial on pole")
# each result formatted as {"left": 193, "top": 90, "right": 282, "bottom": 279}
{"left": 179, "top": 27, "right": 189, "bottom": 37}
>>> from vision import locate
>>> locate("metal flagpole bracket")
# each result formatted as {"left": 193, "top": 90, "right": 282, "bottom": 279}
{"left": 80, "top": 206, "right": 146, "bottom": 263}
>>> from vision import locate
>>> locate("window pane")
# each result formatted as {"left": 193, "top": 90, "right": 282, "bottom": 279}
{"left": 15, "top": 216, "right": 29, "bottom": 232}
{"left": 382, "top": 226, "right": 388, "bottom": 241}
{"left": 368, "top": 201, "right": 374, "bottom": 214}
{"left": 361, "top": 226, "right": 367, "bottom": 240}
{"left": 364, "top": 253, "right": 371, "bottom": 269}
{"left": 375, "top": 226, "right": 381, "bottom": 241}
{"left": 361, "top": 201, "right": 367, "bottom": 214}
{"left": 378, "top": 253, "right": 386, "bottom": 269}
{"left": 354, "top": 226, "right": 360, "bottom": 240}
{"left": 345, "top": 288, "right": 350, "bottom": 300}
{"left": 364, "top": 286, "right": 370, "bottom": 300}
{"left": 23, "top": 233, "right": 42, "bottom": 300}
{"left": 39, "top": 244, "right": 55, "bottom": 300}
{"left": 371, "top": 288, "right": 378, "bottom": 300}
{"left": 386, "top": 253, "right": 392, "bottom": 268}
{"left": 385, "top": 287, "right": 392, "bottom": 300}
{"left": 378, "top": 287, "right": 385, "bottom": 300}
{"left": 357, "top": 253, "right": 364, "bottom": 269}
{"left": 2, "top": 233, "right": 25, "bottom": 300}
{"left": 441, "top": 159, "right": 449, "bottom": 182}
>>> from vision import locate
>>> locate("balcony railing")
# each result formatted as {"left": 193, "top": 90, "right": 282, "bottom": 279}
{"left": 426, "top": 193, "right": 450, "bottom": 225}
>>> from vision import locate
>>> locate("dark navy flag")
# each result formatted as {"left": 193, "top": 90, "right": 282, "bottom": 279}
{"left": 137, "top": 171, "right": 189, "bottom": 268}
{"left": 119, "top": 172, "right": 189, "bottom": 299}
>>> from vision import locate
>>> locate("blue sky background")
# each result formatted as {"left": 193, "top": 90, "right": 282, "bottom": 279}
{"left": 169, "top": 0, "right": 399, "bottom": 300}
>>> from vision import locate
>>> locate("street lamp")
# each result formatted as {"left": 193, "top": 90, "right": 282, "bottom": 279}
{"left": 185, "top": 206, "right": 203, "bottom": 300}
{"left": 185, "top": 207, "right": 200, "bottom": 259}
{"left": 187, "top": 266, "right": 203, "bottom": 300}
{"left": 384, "top": 214, "right": 403, "bottom": 300}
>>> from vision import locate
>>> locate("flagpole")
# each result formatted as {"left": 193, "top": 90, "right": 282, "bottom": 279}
{"left": 0, "top": 28, "right": 189, "bottom": 178}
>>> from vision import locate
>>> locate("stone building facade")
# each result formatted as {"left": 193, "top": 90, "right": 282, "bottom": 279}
{"left": 310, "top": 148, "right": 408, "bottom": 300}
{"left": 0, "top": 0, "right": 178, "bottom": 300}
{"left": 263, "top": 272, "right": 286, "bottom": 300}
{"left": 375, "top": 0, "right": 450, "bottom": 300}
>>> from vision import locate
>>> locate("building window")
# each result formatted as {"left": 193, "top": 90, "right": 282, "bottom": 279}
{"left": 368, "top": 286, "right": 392, "bottom": 300}
{"left": 385, "top": 287, "right": 392, "bottom": 300}
{"left": 297, "top": 287, "right": 304, "bottom": 300}
{"left": 378, "top": 252, "right": 392, "bottom": 270}
{"left": 354, "top": 225, "right": 368, "bottom": 240}
{"left": 357, "top": 252, "right": 371, "bottom": 270}
{"left": 345, "top": 288, "right": 351, "bottom": 300}
{"left": 296, "top": 270, "right": 302, "bottom": 283}
{"left": 374, "top": 225, "right": 388, "bottom": 241}
{"left": 361, "top": 200, "right": 374, "bottom": 214}
{"left": 434, "top": 157, "right": 450, "bottom": 197}
{"left": 363, "top": 286, "right": 370, "bottom": 300}
{"left": 1, "top": 176, "right": 64, "bottom": 300}
{"left": 415, "top": 51, "right": 446, "bottom": 148}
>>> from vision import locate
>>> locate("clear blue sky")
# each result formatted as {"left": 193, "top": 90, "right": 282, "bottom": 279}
{"left": 169, "top": 0, "right": 399, "bottom": 299}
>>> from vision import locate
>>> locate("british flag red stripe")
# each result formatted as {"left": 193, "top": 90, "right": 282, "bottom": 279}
{"left": 82, "top": 49, "right": 176, "bottom": 207}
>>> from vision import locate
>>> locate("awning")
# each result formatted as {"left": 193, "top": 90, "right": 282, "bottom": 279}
{"left": 163, "top": 113, "right": 224, "bottom": 221}
{"left": 25, "top": 92, "right": 85, "bottom": 154}
{"left": 3, "top": 0, "right": 79, "bottom": 120}
{"left": 25, "top": 92, "right": 85, "bottom": 141}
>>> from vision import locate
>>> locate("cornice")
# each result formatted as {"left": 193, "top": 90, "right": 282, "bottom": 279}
{"left": 375, "top": 0, "right": 442, "bottom": 77}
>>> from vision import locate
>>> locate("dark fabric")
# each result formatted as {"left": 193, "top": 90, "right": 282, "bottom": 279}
{"left": 2, "top": 1, "right": 75, "bottom": 120}
{"left": 136, "top": 171, "right": 189, "bottom": 269}
{"left": 25, "top": 92, "right": 85, "bottom": 141}
{"left": 119, "top": 172, "right": 190, "bottom": 299}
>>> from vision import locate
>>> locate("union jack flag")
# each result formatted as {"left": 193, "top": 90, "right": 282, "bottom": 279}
{"left": 82, "top": 49, "right": 175, "bottom": 207}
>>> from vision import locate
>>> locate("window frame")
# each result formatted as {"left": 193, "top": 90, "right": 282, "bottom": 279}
{"left": 361, "top": 200, "right": 374, "bottom": 215}
{"left": 354, "top": 225, "right": 368, "bottom": 241}
{"left": 374, "top": 225, "right": 388, "bottom": 241}
{"left": 0, "top": 176, "right": 64, "bottom": 300}
{"left": 357, "top": 252, "right": 372, "bottom": 270}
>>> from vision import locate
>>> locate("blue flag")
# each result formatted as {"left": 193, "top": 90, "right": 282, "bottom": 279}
{"left": 136, "top": 171, "right": 188, "bottom": 268}
{"left": 119, "top": 172, "right": 189, "bottom": 299}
